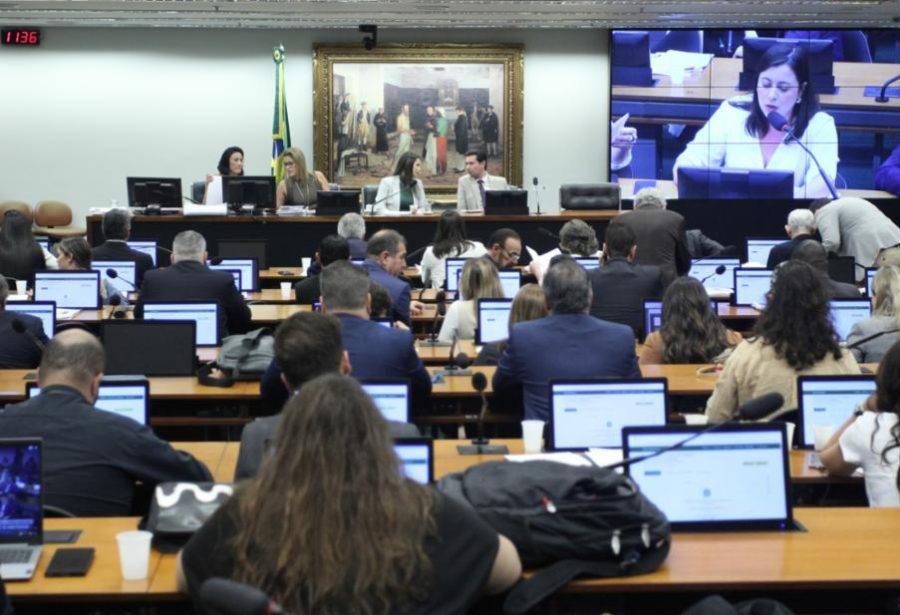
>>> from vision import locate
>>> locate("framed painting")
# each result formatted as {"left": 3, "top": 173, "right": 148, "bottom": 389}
{"left": 313, "top": 43, "right": 524, "bottom": 194}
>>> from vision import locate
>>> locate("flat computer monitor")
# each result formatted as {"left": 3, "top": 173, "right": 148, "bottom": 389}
{"left": 27, "top": 379, "right": 149, "bottom": 426}
{"left": 827, "top": 256, "right": 856, "bottom": 285}
{"left": 745, "top": 238, "right": 784, "bottom": 265}
{"left": 866, "top": 268, "right": 877, "bottom": 298}
{"left": 317, "top": 191, "right": 361, "bottom": 216}
{"left": 476, "top": 298, "right": 513, "bottom": 345}
{"left": 499, "top": 270, "right": 521, "bottom": 299}
{"left": 220, "top": 269, "right": 241, "bottom": 290}
{"left": 574, "top": 257, "right": 601, "bottom": 271}
{"left": 829, "top": 299, "right": 872, "bottom": 342}
{"left": 33, "top": 271, "right": 100, "bottom": 309}
{"left": 611, "top": 30, "right": 653, "bottom": 86}
{"left": 360, "top": 380, "right": 410, "bottom": 423}
{"left": 623, "top": 424, "right": 793, "bottom": 531}
{"left": 102, "top": 320, "right": 196, "bottom": 376}
{"left": 444, "top": 258, "right": 470, "bottom": 292}
{"left": 689, "top": 258, "right": 740, "bottom": 292}
{"left": 217, "top": 240, "right": 267, "bottom": 270}
{"left": 550, "top": 379, "right": 668, "bottom": 450}
{"left": 733, "top": 268, "right": 773, "bottom": 306}
{"left": 740, "top": 37, "right": 835, "bottom": 95}
{"left": 484, "top": 190, "right": 528, "bottom": 215}
{"left": 393, "top": 438, "right": 434, "bottom": 484}
{"left": 142, "top": 302, "right": 220, "bottom": 346}
{"left": 5, "top": 301, "right": 55, "bottom": 338}
{"left": 677, "top": 167, "right": 794, "bottom": 200}
{"left": 208, "top": 258, "right": 258, "bottom": 292}
{"left": 92, "top": 260, "right": 137, "bottom": 296}
{"left": 127, "top": 240, "right": 158, "bottom": 266}
{"left": 643, "top": 299, "right": 719, "bottom": 339}
{"left": 222, "top": 176, "right": 276, "bottom": 209}
{"left": 797, "top": 375, "right": 876, "bottom": 450}
{"left": 126, "top": 177, "right": 183, "bottom": 208}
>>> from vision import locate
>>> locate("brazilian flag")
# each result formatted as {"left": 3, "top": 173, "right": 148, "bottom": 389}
{"left": 271, "top": 45, "right": 291, "bottom": 183}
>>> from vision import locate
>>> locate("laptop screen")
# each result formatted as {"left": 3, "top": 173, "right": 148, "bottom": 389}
{"left": 5, "top": 302, "right": 55, "bottom": 338}
{"left": 867, "top": 268, "right": 877, "bottom": 298}
{"left": 0, "top": 439, "right": 42, "bottom": 544}
{"left": 550, "top": 379, "right": 668, "bottom": 450}
{"left": 27, "top": 382, "right": 149, "bottom": 426}
{"left": 127, "top": 240, "right": 157, "bottom": 266}
{"left": 34, "top": 271, "right": 100, "bottom": 309}
{"left": 689, "top": 258, "right": 740, "bottom": 292}
{"left": 142, "top": 303, "right": 220, "bottom": 346}
{"left": 102, "top": 321, "right": 196, "bottom": 376}
{"left": 623, "top": 425, "right": 791, "bottom": 530}
{"left": 209, "top": 258, "right": 258, "bottom": 292}
{"left": 372, "top": 318, "right": 393, "bottom": 328}
{"left": 643, "top": 299, "right": 717, "bottom": 338}
{"left": 733, "top": 268, "right": 773, "bottom": 306}
{"left": 574, "top": 257, "right": 600, "bottom": 271}
{"left": 445, "top": 258, "right": 470, "bottom": 292}
{"left": 798, "top": 376, "right": 876, "bottom": 449}
{"left": 477, "top": 298, "right": 512, "bottom": 344}
{"left": 393, "top": 439, "right": 433, "bottom": 484}
{"left": 499, "top": 270, "right": 521, "bottom": 299}
{"left": 745, "top": 238, "right": 783, "bottom": 265}
{"left": 92, "top": 260, "right": 137, "bottom": 296}
{"left": 361, "top": 381, "right": 410, "bottom": 423}
{"left": 829, "top": 300, "right": 872, "bottom": 342}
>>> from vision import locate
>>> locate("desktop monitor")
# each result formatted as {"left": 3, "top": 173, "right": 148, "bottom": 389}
{"left": 827, "top": 256, "right": 856, "bottom": 285}
{"left": 829, "top": 299, "right": 872, "bottom": 342}
{"left": 5, "top": 301, "right": 55, "bottom": 338}
{"left": 476, "top": 298, "right": 513, "bottom": 345}
{"left": 208, "top": 258, "right": 258, "bottom": 292}
{"left": 444, "top": 258, "right": 470, "bottom": 293}
{"left": 623, "top": 424, "right": 792, "bottom": 531}
{"left": 866, "top": 268, "right": 877, "bottom": 298}
{"left": 222, "top": 176, "right": 276, "bottom": 209}
{"left": 102, "top": 320, "right": 196, "bottom": 376}
{"left": 484, "top": 190, "right": 528, "bottom": 215}
{"left": 360, "top": 380, "right": 410, "bottom": 423}
{"left": 643, "top": 299, "right": 719, "bottom": 339}
{"left": 33, "top": 271, "right": 100, "bottom": 309}
{"left": 611, "top": 30, "right": 653, "bottom": 86}
{"left": 393, "top": 438, "right": 434, "bottom": 484}
{"left": 127, "top": 240, "right": 158, "bottom": 266}
{"left": 797, "top": 375, "right": 876, "bottom": 450}
{"left": 317, "top": 191, "right": 361, "bottom": 216}
{"left": 550, "top": 379, "right": 668, "bottom": 450}
{"left": 733, "top": 268, "right": 774, "bottom": 306}
{"left": 92, "top": 260, "right": 137, "bottom": 296}
{"left": 126, "top": 177, "right": 182, "bottom": 208}
{"left": 142, "top": 302, "right": 220, "bottom": 346}
{"left": 574, "top": 257, "right": 601, "bottom": 271}
{"left": 498, "top": 270, "right": 521, "bottom": 299}
{"left": 27, "top": 379, "right": 149, "bottom": 426}
{"left": 740, "top": 37, "right": 835, "bottom": 94}
{"left": 689, "top": 258, "right": 740, "bottom": 292}
{"left": 217, "top": 240, "right": 267, "bottom": 270}
{"left": 677, "top": 167, "right": 794, "bottom": 200}
{"left": 745, "top": 238, "right": 784, "bottom": 265}
{"left": 220, "top": 269, "right": 241, "bottom": 290}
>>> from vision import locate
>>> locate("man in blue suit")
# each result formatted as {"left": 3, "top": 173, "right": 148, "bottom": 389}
{"left": 359, "top": 229, "right": 423, "bottom": 326}
{"left": 493, "top": 256, "right": 641, "bottom": 422}
{"left": 0, "top": 277, "right": 48, "bottom": 369}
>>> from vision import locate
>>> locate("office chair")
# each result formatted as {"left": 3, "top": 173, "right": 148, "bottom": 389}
{"left": 32, "top": 201, "right": 86, "bottom": 239}
{"left": 840, "top": 31, "right": 872, "bottom": 63}
{"left": 559, "top": 183, "right": 621, "bottom": 210}
{"left": 0, "top": 201, "right": 33, "bottom": 224}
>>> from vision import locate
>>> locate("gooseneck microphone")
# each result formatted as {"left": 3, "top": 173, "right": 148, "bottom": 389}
{"left": 199, "top": 578, "right": 287, "bottom": 615}
{"left": 767, "top": 111, "right": 838, "bottom": 199}
{"left": 457, "top": 372, "right": 510, "bottom": 456}
{"left": 845, "top": 327, "right": 900, "bottom": 351}
{"left": 874, "top": 73, "right": 900, "bottom": 104}
{"left": 104, "top": 269, "right": 136, "bottom": 290}
{"left": 698, "top": 264, "right": 727, "bottom": 285}
{"left": 532, "top": 176, "right": 542, "bottom": 216}
{"left": 11, "top": 318, "right": 46, "bottom": 353}
{"left": 420, "top": 290, "right": 450, "bottom": 347}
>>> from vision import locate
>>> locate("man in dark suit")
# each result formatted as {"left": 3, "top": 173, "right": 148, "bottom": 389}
{"left": 0, "top": 277, "right": 48, "bottom": 369}
{"left": 617, "top": 188, "right": 690, "bottom": 287}
{"left": 337, "top": 212, "right": 368, "bottom": 260}
{"left": 0, "top": 329, "right": 211, "bottom": 516}
{"left": 294, "top": 235, "right": 349, "bottom": 304}
{"left": 236, "top": 310, "right": 420, "bottom": 481}
{"left": 360, "top": 229, "right": 423, "bottom": 326}
{"left": 493, "top": 257, "right": 641, "bottom": 422}
{"left": 588, "top": 221, "right": 663, "bottom": 339}
{"left": 791, "top": 239, "right": 862, "bottom": 299}
{"left": 89, "top": 208, "right": 155, "bottom": 287}
{"left": 135, "top": 230, "right": 252, "bottom": 335}
{"left": 767, "top": 208, "right": 817, "bottom": 270}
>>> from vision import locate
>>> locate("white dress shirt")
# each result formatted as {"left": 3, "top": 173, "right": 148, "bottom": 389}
{"left": 420, "top": 242, "right": 488, "bottom": 289}
{"left": 373, "top": 176, "right": 429, "bottom": 215}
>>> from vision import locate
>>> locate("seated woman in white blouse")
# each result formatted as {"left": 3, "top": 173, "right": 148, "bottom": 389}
{"left": 438, "top": 257, "right": 505, "bottom": 343}
{"left": 673, "top": 43, "right": 838, "bottom": 199}
{"left": 821, "top": 340, "right": 900, "bottom": 507}
{"left": 373, "top": 152, "right": 430, "bottom": 215}
{"left": 421, "top": 210, "right": 487, "bottom": 289}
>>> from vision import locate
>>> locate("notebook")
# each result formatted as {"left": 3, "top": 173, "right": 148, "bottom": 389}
{"left": 5, "top": 302, "right": 55, "bottom": 338}
{"left": 33, "top": 271, "right": 100, "bottom": 309}
{"left": 476, "top": 298, "right": 513, "bottom": 345}
{"left": 394, "top": 438, "right": 434, "bottom": 484}
{"left": 0, "top": 438, "right": 43, "bottom": 580}
{"left": 361, "top": 380, "right": 410, "bottom": 423}
{"left": 27, "top": 379, "right": 150, "bottom": 426}
{"left": 208, "top": 258, "right": 258, "bottom": 292}
{"left": 733, "top": 268, "right": 773, "bottom": 306}
{"left": 142, "top": 302, "right": 220, "bottom": 346}
{"left": 797, "top": 375, "right": 876, "bottom": 449}
{"left": 745, "top": 238, "right": 784, "bottom": 265}
{"left": 829, "top": 299, "right": 872, "bottom": 342}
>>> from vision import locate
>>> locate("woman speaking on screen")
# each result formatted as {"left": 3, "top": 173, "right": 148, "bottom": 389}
{"left": 673, "top": 44, "right": 838, "bottom": 198}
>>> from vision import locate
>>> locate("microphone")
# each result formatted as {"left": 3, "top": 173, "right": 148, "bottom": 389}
{"left": 874, "top": 73, "right": 900, "bottom": 104}
{"left": 106, "top": 294, "right": 127, "bottom": 320}
{"left": 532, "top": 176, "right": 542, "bottom": 216}
{"left": 698, "top": 264, "right": 727, "bottom": 285}
{"left": 767, "top": 111, "right": 838, "bottom": 199}
{"left": 844, "top": 327, "right": 900, "bottom": 351}
{"left": 457, "top": 372, "right": 509, "bottom": 455}
{"left": 11, "top": 318, "right": 45, "bottom": 353}
{"left": 182, "top": 194, "right": 201, "bottom": 204}
{"left": 198, "top": 578, "right": 286, "bottom": 615}
{"left": 441, "top": 335, "right": 472, "bottom": 376}
{"left": 104, "top": 269, "right": 136, "bottom": 290}
{"left": 419, "top": 291, "right": 450, "bottom": 347}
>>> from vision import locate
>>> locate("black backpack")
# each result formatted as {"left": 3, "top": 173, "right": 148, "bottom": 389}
{"left": 437, "top": 460, "right": 671, "bottom": 614}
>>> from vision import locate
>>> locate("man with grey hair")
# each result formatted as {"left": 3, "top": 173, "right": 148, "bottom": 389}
{"left": 136, "top": 230, "right": 251, "bottom": 334}
{"left": 617, "top": 187, "right": 690, "bottom": 286}
{"left": 0, "top": 329, "right": 211, "bottom": 516}
{"left": 361, "top": 229, "right": 424, "bottom": 326}
{"left": 0, "top": 276, "right": 48, "bottom": 368}
{"left": 529, "top": 219, "right": 601, "bottom": 283}
{"left": 791, "top": 239, "right": 861, "bottom": 299}
{"left": 336, "top": 212, "right": 368, "bottom": 259}
{"left": 493, "top": 256, "right": 640, "bottom": 422}
{"left": 91, "top": 208, "right": 155, "bottom": 286}
{"left": 766, "top": 208, "right": 817, "bottom": 269}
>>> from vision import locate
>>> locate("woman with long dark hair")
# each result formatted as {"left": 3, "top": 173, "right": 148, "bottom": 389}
{"left": 373, "top": 152, "right": 429, "bottom": 215}
{"left": 203, "top": 146, "right": 244, "bottom": 204}
{"left": 705, "top": 260, "right": 859, "bottom": 421}
{"left": 177, "top": 374, "right": 521, "bottom": 612}
{"left": 420, "top": 210, "right": 487, "bottom": 289}
{"left": 0, "top": 210, "right": 46, "bottom": 282}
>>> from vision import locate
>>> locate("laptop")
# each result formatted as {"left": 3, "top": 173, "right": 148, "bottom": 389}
{"left": 208, "top": 258, "right": 259, "bottom": 292}
{"left": 623, "top": 424, "right": 793, "bottom": 531}
{"left": 33, "top": 271, "right": 100, "bottom": 309}
{"left": 360, "top": 379, "right": 410, "bottom": 423}
{"left": 142, "top": 302, "right": 220, "bottom": 346}
{"left": 27, "top": 379, "right": 150, "bottom": 426}
{"left": 733, "top": 268, "right": 774, "bottom": 307}
{"left": 0, "top": 438, "right": 43, "bottom": 580}
{"left": 797, "top": 375, "right": 876, "bottom": 450}
{"left": 5, "top": 301, "right": 55, "bottom": 338}
{"left": 549, "top": 379, "right": 668, "bottom": 450}
{"left": 220, "top": 269, "right": 242, "bottom": 290}
{"left": 642, "top": 299, "right": 718, "bottom": 340}
{"left": 102, "top": 320, "right": 197, "bottom": 376}
{"left": 829, "top": 299, "right": 872, "bottom": 342}
{"left": 394, "top": 438, "right": 434, "bottom": 484}
{"left": 866, "top": 268, "right": 877, "bottom": 298}
{"left": 444, "top": 258, "right": 471, "bottom": 292}
{"left": 745, "top": 238, "right": 784, "bottom": 265}
{"left": 499, "top": 269, "right": 521, "bottom": 299}
{"left": 127, "top": 240, "right": 158, "bottom": 266}
{"left": 476, "top": 298, "right": 513, "bottom": 345}
{"left": 689, "top": 258, "right": 740, "bottom": 292}
{"left": 574, "top": 257, "right": 600, "bottom": 271}
{"left": 92, "top": 260, "right": 137, "bottom": 295}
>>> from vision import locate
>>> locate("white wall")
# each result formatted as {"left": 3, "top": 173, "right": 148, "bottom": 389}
{"left": 0, "top": 27, "right": 609, "bottom": 224}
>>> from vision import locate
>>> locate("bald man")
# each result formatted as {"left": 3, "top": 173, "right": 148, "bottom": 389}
{"left": 0, "top": 330, "right": 211, "bottom": 516}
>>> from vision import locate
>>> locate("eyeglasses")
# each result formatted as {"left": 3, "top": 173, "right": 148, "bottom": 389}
{"left": 502, "top": 249, "right": 521, "bottom": 261}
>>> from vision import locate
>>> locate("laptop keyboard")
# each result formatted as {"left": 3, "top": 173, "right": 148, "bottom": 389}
{"left": 0, "top": 548, "right": 34, "bottom": 564}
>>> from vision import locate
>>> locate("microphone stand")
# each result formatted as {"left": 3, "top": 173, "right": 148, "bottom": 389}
{"left": 875, "top": 73, "right": 900, "bottom": 104}
{"left": 532, "top": 177, "right": 542, "bottom": 216}
{"left": 457, "top": 373, "right": 509, "bottom": 455}
{"left": 419, "top": 292, "right": 450, "bottom": 347}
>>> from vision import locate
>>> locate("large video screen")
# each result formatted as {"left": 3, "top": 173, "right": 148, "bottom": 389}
{"left": 609, "top": 29, "right": 900, "bottom": 200}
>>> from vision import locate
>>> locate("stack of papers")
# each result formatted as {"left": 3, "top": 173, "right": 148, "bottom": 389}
{"left": 651, "top": 50, "right": 714, "bottom": 76}
{"left": 55, "top": 308, "right": 80, "bottom": 320}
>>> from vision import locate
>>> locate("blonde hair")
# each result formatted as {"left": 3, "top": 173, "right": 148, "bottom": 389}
{"left": 459, "top": 257, "right": 504, "bottom": 301}
{"left": 281, "top": 147, "right": 309, "bottom": 184}
{"left": 509, "top": 283, "right": 548, "bottom": 328}
{"left": 873, "top": 266, "right": 900, "bottom": 322}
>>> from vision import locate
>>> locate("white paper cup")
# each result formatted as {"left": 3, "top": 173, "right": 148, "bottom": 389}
{"left": 814, "top": 425, "right": 836, "bottom": 452}
{"left": 784, "top": 422, "right": 796, "bottom": 449}
{"left": 301, "top": 257, "right": 312, "bottom": 271}
{"left": 280, "top": 282, "right": 292, "bottom": 299}
{"left": 521, "top": 420, "right": 545, "bottom": 454}
{"left": 15, "top": 280, "right": 27, "bottom": 295}
{"left": 683, "top": 413, "right": 708, "bottom": 426}
{"left": 116, "top": 530, "right": 152, "bottom": 581}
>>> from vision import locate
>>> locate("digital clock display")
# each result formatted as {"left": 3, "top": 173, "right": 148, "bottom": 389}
{"left": 2, "top": 28, "right": 41, "bottom": 46}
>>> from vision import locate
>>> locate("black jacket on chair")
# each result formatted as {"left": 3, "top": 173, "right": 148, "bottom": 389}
{"left": 588, "top": 258, "right": 664, "bottom": 339}
{"left": 91, "top": 239, "right": 155, "bottom": 287}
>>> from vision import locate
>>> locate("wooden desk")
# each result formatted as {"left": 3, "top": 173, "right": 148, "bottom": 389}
{"left": 415, "top": 340, "right": 478, "bottom": 364}
{"left": 260, "top": 266, "right": 305, "bottom": 282}
{"left": 246, "top": 288, "right": 296, "bottom": 304}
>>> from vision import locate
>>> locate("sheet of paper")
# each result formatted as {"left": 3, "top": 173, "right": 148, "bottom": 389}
{"left": 651, "top": 50, "right": 714, "bottom": 76}
{"left": 505, "top": 452, "right": 593, "bottom": 467}
{"left": 585, "top": 448, "right": 624, "bottom": 467}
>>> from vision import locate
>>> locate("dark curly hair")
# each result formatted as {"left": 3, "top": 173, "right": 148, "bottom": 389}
{"left": 753, "top": 260, "right": 843, "bottom": 370}
{"left": 873, "top": 340, "right": 900, "bottom": 491}
{"left": 661, "top": 277, "right": 732, "bottom": 364}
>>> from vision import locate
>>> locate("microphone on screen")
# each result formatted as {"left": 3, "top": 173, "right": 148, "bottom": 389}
{"left": 766, "top": 111, "right": 838, "bottom": 199}
{"left": 11, "top": 318, "right": 45, "bottom": 353}
{"left": 874, "top": 73, "right": 900, "bottom": 104}
{"left": 457, "top": 372, "right": 510, "bottom": 456}
{"left": 698, "top": 264, "right": 727, "bottom": 285}
{"left": 198, "top": 578, "right": 286, "bottom": 615}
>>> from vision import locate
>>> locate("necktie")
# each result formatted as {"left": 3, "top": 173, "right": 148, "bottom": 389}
{"left": 478, "top": 178, "right": 486, "bottom": 209}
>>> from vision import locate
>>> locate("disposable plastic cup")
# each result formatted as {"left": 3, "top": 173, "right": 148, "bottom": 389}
{"left": 814, "top": 425, "right": 836, "bottom": 452}
{"left": 15, "top": 280, "right": 27, "bottom": 295}
{"left": 784, "top": 422, "right": 796, "bottom": 449}
{"left": 116, "top": 530, "right": 152, "bottom": 581}
{"left": 521, "top": 420, "right": 545, "bottom": 454}
{"left": 301, "top": 257, "right": 312, "bottom": 271}
{"left": 280, "top": 282, "right": 292, "bottom": 299}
